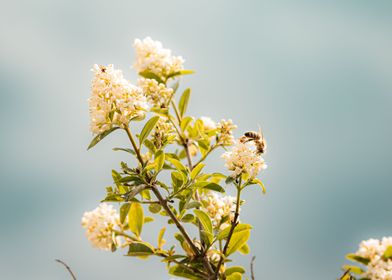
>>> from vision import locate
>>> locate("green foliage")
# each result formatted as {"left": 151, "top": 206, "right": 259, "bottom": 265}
{"left": 127, "top": 242, "right": 155, "bottom": 257}
{"left": 178, "top": 88, "right": 191, "bottom": 117}
{"left": 346, "top": 254, "right": 370, "bottom": 266}
{"left": 226, "top": 230, "right": 251, "bottom": 256}
{"left": 139, "top": 116, "right": 160, "bottom": 146}
{"left": 128, "top": 203, "right": 144, "bottom": 237}
{"left": 194, "top": 209, "right": 213, "bottom": 234}
{"left": 87, "top": 127, "right": 120, "bottom": 150}
{"left": 384, "top": 245, "right": 392, "bottom": 259}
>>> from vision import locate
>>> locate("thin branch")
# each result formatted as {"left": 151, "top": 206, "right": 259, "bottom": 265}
{"left": 215, "top": 181, "right": 242, "bottom": 279}
{"left": 124, "top": 126, "right": 145, "bottom": 166}
{"left": 55, "top": 259, "right": 77, "bottom": 280}
{"left": 250, "top": 256, "right": 256, "bottom": 280}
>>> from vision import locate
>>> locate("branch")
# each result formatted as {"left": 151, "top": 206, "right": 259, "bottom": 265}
{"left": 55, "top": 259, "right": 77, "bottom": 280}
{"left": 124, "top": 126, "right": 145, "bottom": 166}
{"left": 250, "top": 256, "right": 256, "bottom": 280}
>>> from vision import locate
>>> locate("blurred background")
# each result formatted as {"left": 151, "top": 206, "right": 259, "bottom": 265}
{"left": 1, "top": 0, "right": 391, "bottom": 279}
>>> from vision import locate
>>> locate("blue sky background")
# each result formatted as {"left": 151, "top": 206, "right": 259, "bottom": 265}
{"left": 0, "top": 0, "right": 391, "bottom": 279}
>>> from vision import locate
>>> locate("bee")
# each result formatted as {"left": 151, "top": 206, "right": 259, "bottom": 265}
{"left": 240, "top": 127, "right": 267, "bottom": 155}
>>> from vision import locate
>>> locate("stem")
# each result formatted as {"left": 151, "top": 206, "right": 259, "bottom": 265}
{"left": 194, "top": 144, "right": 219, "bottom": 167}
{"left": 171, "top": 100, "right": 182, "bottom": 123}
{"left": 250, "top": 256, "right": 256, "bottom": 280}
{"left": 55, "top": 259, "right": 77, "bottom": 280}
{"left": 124, "top": 126, "right": 144, "bottom": 166}
{"left": 151, "top": 187, "right": 200, "bottom": 255}
{"left": 215, "top": 180, "right": 242, "bottom": 279}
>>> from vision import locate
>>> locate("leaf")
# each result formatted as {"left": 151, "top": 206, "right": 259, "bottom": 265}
{"left": 127, "top": 242, "right": 155, "bottom": 257}
{"left": 171, "top": 171, "right": 185, "bottom": 190}
{"left": 346, "top": 254, "right": 370, "bottom": 265}
{"left": 226, "top": 230, "right": 251, "bottom": 256}
{"left": 138, "top": 70, "right": 164, "bottom": 84}
{"left": 194, "top": 181, "right": 225, "bottom": 193}
{"left": 148, "top": 203, "right": 162, "bottom": 214}
{"left": 167, "top": 157, "right": 188, "bottom": 174}
{"left": 154, "top": 150, "right": 165, "bottom": 172}
{"left": 238, "top": 243, "right": 250, "bottom": 255}
{"left": 178, "top": 88, "right": 191, "bottom": 117}
{"left": 190, "top": 163, "right": 205, "bottom": 180}
{"left": 119, "top": 203, "right": 131, "bottom": 224}
{"left": 181, "top": 214, "right": 195, "bottom": 223}
{"left": 194, "top": 209, "right": 213, "bottom": 234}
{"left": 342, "top": 265, "right": 365, "bottom": 275}
{"left": 200, "top": 230, "right": 214, "bottom": 246}
{"left": 139, "top": 116, "right": 160, "bottom": 146}
{"left": 144, "top": 216, "right": 154, "bottom": 223}
{"left": 123, "top": 185, "right": 146, "bottom": 201}
{"left": 180, "top": 116, "right": 194, "bottom": 132}
{"left": 217, "top": 224, "right": 252, "bottom": 240}
{"left": 128, "top": 203, "right": 144, "bottom": 237}
{"left": 248, "top": 178, "right": 266, "bottom": 194}
{"left": 168, "top": 265, "right": 200, "bottom": 280}
{"left": 158, "top": 227, "right": 166, "bottom": 249}
{"left": 384, "top": 245, "right": 392, "bottom": 259}
{"left": 112, "top": 147, "right": 136, "bottom": 155}
{"left": 167, "top": 69, "right": 195, "bottom": 79}
{"left": 87, "top": 127, "right": 120, "bottom": 150}
{"left": 225, "top": 266, "right": 246, "bottom": 276}
{"left": 226, "top": 272, "right": 242, "bottom": 280}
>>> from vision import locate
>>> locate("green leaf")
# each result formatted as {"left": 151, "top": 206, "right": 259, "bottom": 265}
{"left": 181, "top": 214, "right": 195, "bottom": 223}
{"left": 180, "top": 116, "right": 194, "bottom": 132}
{"left": 342, "top": 265, "right": 365, "bottom": 275}
{"left": 200, "top": 230, "right": 214, "bottom": 246}
{"left": 87, "top": 127, "right": 121, "bottom": 150}
{"left": 217, "top": 224, "right": 252, "bottom": 240}
{"left": 138, "top": 70, "right": 164, "bottom": 84}
{"left": 139, "top": 116, "right": 160, "bottom": 146}
{"left": 384, "top": 245, "right": 392, "bottom": 259}
{"left": 144, "top": 216, "right": 154, "bottom": 223}
{"left": 128, "top": 203, "right": 144, "bottom": 237}
{"left": 167, "top": 69, "right": 195, "bottom": 79}
{"left": 225, "top": 266, "right": 246, "bottom": 276}
{"left": 178, "top": 88, "right": 191, "bottom": 117}
{"left": 127, "top": 242, "right": 155, "bottom": 257}
{"left": 190, "top": 163, "right": 205, "bottom": 180}
{"left": 194, "top": 181, "right": 225, "bottom": 193}
{"left": 248, "top": 178, "right": 266, "bottom": 194}
{"left": 112, "top": 147, "right": 136, "bottom": 154}
{"left": 167, "top": 157, "right": 188, "bottom": 174}
{"left": 119, "top": 203, "right": 131, "bottom": 224}
{"left": 169, "top": 265, "right": 200, "bottom": 280}
{"left": 226, "top": 230, "right": 251, "bottom": 256}
{"left": 158, "top": 227, "right": 166, "bottom": 249}
{"left": 346, "top": 254, "right": 370, "bottom": 265}
{"left": 238, "top": 243, "right": 250, "bottom": 255}
{"left": 154, "top": 150, "right": 165, "bottom": 172}
{"left": 194, "top": 209, "right": 213, "bottom": 234}
{"left": 171, "top": 171, "right": 185, "bottom": 190}
{"left": 148, "top": 203, "right": 162, "bottom": 214}
{"left": 226, "top": 272, "right": 242, "bottom": 280}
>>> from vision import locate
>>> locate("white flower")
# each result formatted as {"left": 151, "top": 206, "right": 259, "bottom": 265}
{"left": 133, "top": 37, "right": 184, "bottom": 79}
{"left": 81, "top": 203, "right": 120, "bottom": 251}
{"left": 357, "top": 238, "right": 382, "bottom": 259}
{"left": 222, "top": 141, "right": 267, "bottom": 178}
{"left": 89, "top": 64, "right": 149, "bottom": 134}
{"left": 366, "top": 255, "right": 392, "bottom": 280}
{"left": 200, "top": 116, "right": 217, "bottom": 131}
{"left": 138, "top": 78, "right": 173, "bottom": 107}
{"left": 202, "top": 193, "right": 237, "bottom": 229}
{"left": 217, "top": 119, "right": 237, "bottom": 146}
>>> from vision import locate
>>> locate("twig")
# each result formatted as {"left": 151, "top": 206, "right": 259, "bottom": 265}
{"left": 250, "top": 256, "right": 256, "bottom": 280}
{"left": 55, "top": 259, "right": 77, "bottom": 280}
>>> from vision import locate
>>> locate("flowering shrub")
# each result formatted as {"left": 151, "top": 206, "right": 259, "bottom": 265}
{"left": 341, "top": 237, "right": 392, "bottom": 280}
{"left": 82, "top": 37, "right": 268, "bottom": 280}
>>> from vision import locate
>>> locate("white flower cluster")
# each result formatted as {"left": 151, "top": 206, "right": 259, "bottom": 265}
{"left": 133, "top": 37, "right": 184, "bottom": 79}
{"left": 222, "top": 141, "right": 267, "bottom": 178}
{"left": 356, "top": 237, "right": 392, "bottom": 280}
{"left": 202, "top": 192, "right": 236, "bottom": 229}
{"left": 81, "top": 203, "right": 120, "bottom": 251}
{"left": 89, "top": 64, "right": 149, "bottom": 134}
{"left": 138, "top": 78, "right": 173, "bottom": 107}
{"left": 200, "top": 116, "right": 217, "bottom": 131}
{"left": 217, "top": 119, "right": 237, "bottom": 146}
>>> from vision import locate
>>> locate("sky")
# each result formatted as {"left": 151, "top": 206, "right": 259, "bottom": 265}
{"left": 0, "top": 0, "right": 391, "bottom": 279}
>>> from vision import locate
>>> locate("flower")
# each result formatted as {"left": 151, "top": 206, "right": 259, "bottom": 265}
{"left": 150, "top": 117, "right": 176, "bottom": 149}
{"left": 200, "top": 116, "right": 217, "bottom": 131}
{"left": 81, "top": 203, "right": 120, "bottom": 251}
{"left": 89, "top": 64, "right": 149, "bottom": 134}
{"left": 217, "top": 119, "right": 237, "bottom": 146}
{"left": 222, "top": 141, "right": 267, "bottom": 178}
{"left": 353, "top": 237, "right": 392, "bottom": 280}
{"left": 138, "top": 78, "right": 173, "bottom": 107}
{"left": 201, "top": 193, "right": 237, "bottom": 229}
{"left": 133, "top": 37, "right": 184, "bottom": 79}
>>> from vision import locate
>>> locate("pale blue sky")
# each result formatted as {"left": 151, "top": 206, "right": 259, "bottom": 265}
{"left": 0, "top": 0, "right": 391, "bottom": 279}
